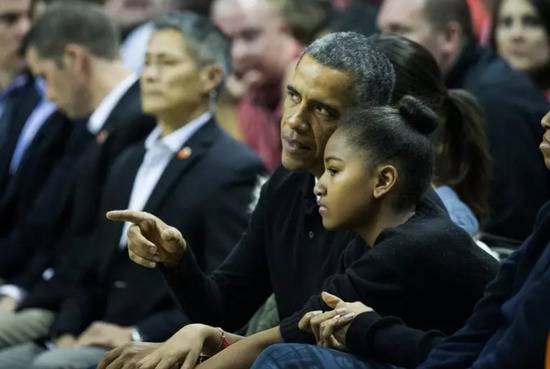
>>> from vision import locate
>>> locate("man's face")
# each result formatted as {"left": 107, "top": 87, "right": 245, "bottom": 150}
{"left": 377, "top": 0, "right": 449, "bottom": 70}
{"left": 280, "top": 54, "right": 354, "bottom": 177}
{"left": 211, "top": 0, "right": 290, "bottom": 89}
{"left": 103, "top": 0, "right": 169, "bottom": 30}
{"left": 0, "top": 0, "right": 31, "bottom": 76}
{"left": 26, "top": 46, "right": 89, "bottom": 119}
{"left": 141, "top": 29, "right": 207, "bottom": 117}
{"left": 539, "top": 110, "right": 550, "bottom": 169}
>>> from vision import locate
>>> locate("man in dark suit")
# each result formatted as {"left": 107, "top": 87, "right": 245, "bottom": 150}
{"left": 0, "top": 10, "right": 264, "bottom": 369}
{"left": 0, "top": 1, "right": 155, "bottom": 347}
{"left": 0, "top": 0, "right": 31, "bottom": 149}
{"left": 0, "top": 0, "right": 75, "bottom": 266}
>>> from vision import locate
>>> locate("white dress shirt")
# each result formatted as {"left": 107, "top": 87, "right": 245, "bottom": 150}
{"left": 87, "top": 74, "right": 137, "bottom": 134}
{"left": 119, "top": 112, "right": 212, "bottom": 247}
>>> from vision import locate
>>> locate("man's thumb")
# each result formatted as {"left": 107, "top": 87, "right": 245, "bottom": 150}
{"left": 160, "top": 228, "right": 185, "bottom": 253}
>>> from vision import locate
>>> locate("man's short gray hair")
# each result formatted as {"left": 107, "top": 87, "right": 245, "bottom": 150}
{"left": 304, "top": 32, "right": 395, "bottom": 107}
{"left": 152, "top": 11, "right": 231, "bottom": 78}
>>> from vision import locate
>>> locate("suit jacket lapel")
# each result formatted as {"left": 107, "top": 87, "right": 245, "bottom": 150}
{"left": 142, "top": 119, "right": 220, "bottom": 214}
{"left": 100, "top": 80, "right": 140, "bottom": 133}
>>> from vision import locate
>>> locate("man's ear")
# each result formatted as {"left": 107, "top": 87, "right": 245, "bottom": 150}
{"left": 199, "top": 64, "right": 223, "bottom": 96}
{"left": 62, "top": 43, "right": 90, "bottom": 74}
{"left": 373, "top": 165, "right": 398, "bottom": 199}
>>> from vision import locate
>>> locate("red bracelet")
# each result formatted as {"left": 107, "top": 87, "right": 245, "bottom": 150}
{"left": 197, "top": 328, "right": 231, "bottom": 363}
{"left": 214, "top": 327, "right": 230, "bottom": 353}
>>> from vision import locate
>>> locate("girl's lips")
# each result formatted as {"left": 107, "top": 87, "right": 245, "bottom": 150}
{"left": 318, "top": 205, "right": 327, "bottom": 216}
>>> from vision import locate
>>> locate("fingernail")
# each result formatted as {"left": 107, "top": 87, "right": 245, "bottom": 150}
{"left": 335, "top": 308, "right": 347, "bottom": 314}
{"left": 311, "top": 310, "right": 322, "bottom": 315}
{"left": 149, "top": 246, "right": 157, "bottom": 254}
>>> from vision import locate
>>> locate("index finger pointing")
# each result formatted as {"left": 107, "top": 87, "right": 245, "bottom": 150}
{"left": 106, "top": 210, "right": 156, "bottom": 224}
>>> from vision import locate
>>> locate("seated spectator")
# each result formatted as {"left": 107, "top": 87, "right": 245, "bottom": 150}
{"left": 378, "top": 0, "right": 550, "bottom": 246}
{"left": 0, "top": 0, "right": 74, "bottom": 281}
{"left": 97, "top": 34, "right": 497, "bottom": 369}
{"left": 0, "top": 0, "right": 155, "bottom": 348}
{"left": 251, "top": 108, "right": 550, "bottom": 369}
{"left": 210, "top": 0, "right": 302, "bottom": 172}
{"left": 491, "top": 0, "right": 550, "bottom": 100}
{"left": 0, "top": 11, "right": 264, "bottom": 369}
{"left": 372, "top": 34, "right": 491, "bottom": 236}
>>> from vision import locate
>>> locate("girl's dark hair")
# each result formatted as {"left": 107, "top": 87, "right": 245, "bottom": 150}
{"left": 339, "top": 95, "right": 437, "bottom": 211}
{"left": 371, "top": 34, "right": 492, "bottom": 223}
{"left": 490, "top": 0, "right": 550, "bottom": 89}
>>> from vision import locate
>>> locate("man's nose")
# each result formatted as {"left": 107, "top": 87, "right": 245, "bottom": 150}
{"left": 286, "top": 105, "right": 309, "bottom": 132}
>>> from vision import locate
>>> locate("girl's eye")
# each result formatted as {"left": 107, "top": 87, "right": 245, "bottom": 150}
{"left": 327, "top": 168, "right": 338, "bottom": 176}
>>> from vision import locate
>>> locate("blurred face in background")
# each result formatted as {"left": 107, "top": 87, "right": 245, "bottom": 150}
{"left": 495, "top": 0, "right": 550, "bottom": 73}
{"left": 26, "top": 46, "right": 92, "bottom": 119}
{"left": 377, "top": 0, "right": 461, "bottom": 74}
{"left": 0, "top": 0, "right": 31, "bottom": 80}
{"left": 103, "top": 0, "right": 170, "bottom": 31}
{"left": 141, "top": 29, "right": 216, "bottom": 122}
{"left": 211, "top": 0, "right": 293, "bottom": 91}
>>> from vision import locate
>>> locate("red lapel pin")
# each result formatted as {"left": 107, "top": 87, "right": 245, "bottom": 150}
{"left": 177, "top": 147, "right": 192, "bottom": 160}
{"left": 96, "top": 130, "right": 109, "bottom": 144}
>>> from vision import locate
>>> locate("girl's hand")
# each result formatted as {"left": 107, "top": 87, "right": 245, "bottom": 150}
{"left": 298, "top": 292, "right": 374, "bottom": 351}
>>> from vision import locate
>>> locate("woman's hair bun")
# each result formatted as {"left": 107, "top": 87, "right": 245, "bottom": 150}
{"left": 397, "top": 95, "right": 438, "bottom": 135}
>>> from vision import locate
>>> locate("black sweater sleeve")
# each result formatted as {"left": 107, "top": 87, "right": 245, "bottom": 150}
{"left": 346, "top": 312, "right": 444, "bottom": 368}
{"left": 161, "top": 179, "right": 273, "bottom": 332}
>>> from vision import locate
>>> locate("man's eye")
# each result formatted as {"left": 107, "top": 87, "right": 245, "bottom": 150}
{"left": 241, "top": 29, "right": 260, "bottom": 42}
{"left": 287, "top": 90, "right": 300, "bottom": 104}
{"left": 315, "top": 106, "right": 329, "bottom": 116}
{"left": 161, "top": 59, "right": 179, "bottom": 66}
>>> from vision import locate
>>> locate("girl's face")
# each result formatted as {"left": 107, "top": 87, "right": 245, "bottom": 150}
{"left": 314, "top": 131, "right": 378, "bottom": 231}
{"left": 496, "top": 0, "right": 550, "bottom": 73}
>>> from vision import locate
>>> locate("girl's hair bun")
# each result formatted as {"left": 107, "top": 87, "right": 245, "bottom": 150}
{"left": 397, "top": 95, "right": 438, "bottom": 135}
